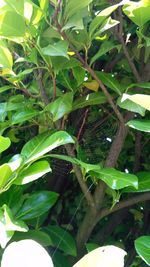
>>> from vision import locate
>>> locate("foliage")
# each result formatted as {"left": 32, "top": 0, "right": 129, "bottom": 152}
{"left": 0, "top": 0, "right": 150, "bottom": 266}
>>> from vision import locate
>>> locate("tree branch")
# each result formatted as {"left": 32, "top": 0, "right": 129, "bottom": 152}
{"left": 35, "top": 69, "right": 49, "bottom": 105}
{"left": 98, "top": 192, "right": 150, "bottom": 220}
{"left": 116, "top": 7, "right": 141, "bottom": 82}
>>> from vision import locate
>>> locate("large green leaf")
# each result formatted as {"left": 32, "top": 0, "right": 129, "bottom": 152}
{"left": 4, "top": 0, "right": 24, "bottom": 15}
{"left": 16, "top": 191, "right": 59, "bottom": 220}
{"left": 96, "top": 72, "right": 125, "bottom": 95}
{"left": 44, "top": 93, "right": 73, "bottom": 121}
{"left": 0, "top": 164, "right": 12, "bottom": 190}
{"left": 135, "top": 236, "right": 150, "bottom": 266}
{"left": 14, "top": 160, "right": 51, "bottom": 185}
{"left": 73, "top": 92, "right": 107, "bottom": 110}
{"left": 42, "top": 41, "right": 69, "bottom": 58}
{"left": 0, "top": 136, "right": 11, "bottom": 153}
{"left": 44, "top": 225, "right": 77, "bottom": 256}
{"left": 0, "top": 40, "right": 13, "bottom": 70}
{"left": 13, "top": 230, "right": 52, "bottom": 246}
{"left": 21, "top": 131, "right": 75, "bottom": 164}
{"left": 123, "top": 0, "right": 150, "bottom": 28}
{"left": 124, "top": 172, "right": 150, "bottom": 193}
{"left": 121, "top": 94, "right": 150, "bottom": 111}
{"left": 0, "top": 11, "right": 26, "bottom": 37}
{"left": 52, "top": 251, "right": 71, "bottom": 267}
{"left": 0, "top": 204, "right": 28, "bottom": 248}
{"left": 91, "top": 168, "right": 138, "bottom": 190}
{"left": 90, "top": 41, "right": 121, "bottom": 65}
{"left": 117, "top": 96, "right": 146, "bottom": 116}
{"left": 11, "top": 109, "right": 38, "bottom": 124}
{"left": 64, "top": 0, "right": 93, "bottom": 20}
{"left": 89, "top": 4, "right": 119, "bottom": 38}
{"left": 126, "top": 120, "right": 150, "bottom": 133}
{"left": 127, "top": 82, "right": 150, "bottom": 90}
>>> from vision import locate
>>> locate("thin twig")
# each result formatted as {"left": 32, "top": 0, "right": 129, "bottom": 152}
{"left": 77, "top": 108, "right": 89, "bottom": 141}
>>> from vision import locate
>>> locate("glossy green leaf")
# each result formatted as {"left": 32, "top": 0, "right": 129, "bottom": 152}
{"left": 62, "top": 12, "right": 84, "bottom": 31}
{"left": 91, "top": 168, "right": 138, "bottom": 190}
{"left": 0, "top": 204, "right": 28, "bottom": 248}
{"left": 73, "top": 92, "right": 107, "bottom": 110}
{"left": 44, "top": 225, "right": 77, "bottom": 256}
{"left": 89, "top": 4, "right": 119, "bottom": 37}
{"left": 14, "top": 160, "right": 51, "bottom": 185}
{"left": 65, "top": 0, "right": 93, "bottom": 20}
{"left": 16, "top": 191, "right": 59, "bottom": 220}
{"left": 117, "top": 96, "right": 146, "bottom": 116}
{"left": 4, "top": 0, "right": 24, "bottom": 15}
{"left": 48, "top": 154, "right": 102, "bottom": 174}
{"left": 11, "top": 109, "right": 38, "bottom": 124}
{"left": 0, "top": 40, "right": 13, "bottom": 70}
{"left": 8, "top": 154, "right": 23, "bottom": 172}
{"left": 123, "top": 0, "right": 150, "bottom": 28}
{"left": 96, "top": 72, "right": 124, "bottom": 95}
{"left": 0, "top": 11, "right": 26, "bottom": 37}
{"left": 124, "top": 172, "right": 150, "bottom": 193}
{"left": 90, "top": 41, "right": 121, "bottom": 65}
{"left": 121, "top": 93, "right": 150, "bottom": 111}
{"left": 135, "top": 236, "right": 150, "bottom": 266}
{"left": 13, "top": 230, "right": 53, "bottom": 246}
{"left": 126, "top": 120, "right": 150, "bottom": 132}
{"left": 21, "top": 131, "right": 75, "bottom": 164}
{"left": 98, "top": 17, "right": 120, "bottom": 36}
{"left": 127, "top": 82, "right": 150, "bottom": 90}
{"left": 0, "top": 164, "right": 12, "bottom": 190}
{"left": 42, "top": 41, "right": 69, "bottom": 58}
{"left": 45, "top": 93, "right": 73, "bottom": 121}
{"left": 0, "top": 136, "right": 11, "bottom": 153}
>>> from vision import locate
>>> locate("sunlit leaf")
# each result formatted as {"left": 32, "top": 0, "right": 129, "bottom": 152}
{"left": 135, "top": 236, "right": 150, "bottom": 266}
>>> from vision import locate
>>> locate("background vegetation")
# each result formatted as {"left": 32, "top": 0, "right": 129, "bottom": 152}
{"left": 0, "top": 0, "right": 150, "bottom": 266}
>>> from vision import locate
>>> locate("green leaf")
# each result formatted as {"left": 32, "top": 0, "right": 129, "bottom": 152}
{"left": 126, "top": 120, "right": 150, "bottom": 132}
{"left": 21, "top": 131, "right": 75, "bottom": 164}
{"left": 4, "top": 0, "right": 24, "bottom": 15}
{"left": 96, "top": 72, "right": 124, "bottom": 95}
{"left": 91, "top": 168, "right": 138, "bottom": 190}
{"left": 14, "top": 160, "right": 51, "bottom": 185}
{"left": 16, "top": 191, "right": 59, "bottom": 220}
{"left": 86, "top": 243, "right": 99, "bottom": 253}
{"left": 0, "top": 11, "right": 26, "bottom": 37}
{"left": 124, "top": 172, "right": 150, "bottom": 193}
{"left": 117, "top": 96, "right": 146, "bottom": 116}
{"left": 0, "top": 136, "right": 11, "bottom": 153}
{"left": 44, "top": 225, "right": 77, "bottom": 256}
{"left": 127, "top": 82, "right": 150, "bottom": 90}
{"left": 13, "top": 230, "right": 53, "bottom": 246}
{"left": 123, "top": 0, "right": 150, "bottom": 28}
{"left": 11, "top": 109, "right": 38, "bottom": 124}
{"left": 62, "top": 13, "right": 84, "bottom": 31}
{"left": 45, "top": 93, "right": 73, "bottom": 121}
{"left": 48, "top": 154, "right": 102, "bottom": 173}
{"left": 73, "top": 92, "right": 107, "bottom": 110}
{"left": 8, "top": 154, "right": 23, "bottom": 172}
{"left": 121, "top": 93, "right": 150, "bottom": 111}
{"left": 72, "top": 66, "right": 85, "bottom": 86}
{"left": 0, "top": 164, "right": 12, "bottom": 190}
{"left": 65, "top": 0, "right": 93, "bottom": 20}
{"left": 98, "top": 17, "right": 119, "bottom": 36}
{"left": 135, "top": 236, "right": 150, "bottom": 266}
{"left": 89, "top": 4, "right": 119, "bottom": 37}
{"left": 0, "top": 40, "right": 13, "bottom": 70}
{"left": 0, "top": 204, "right": 28, "bottom": 248}
{"left": 52, "top": 251, "right": 71, "bottom": 267}
{"left": 90, "top": 41, "right": 121, "bottom": 65}
{"left": 42, "top": 41, "right": 69, "bottom": 59}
